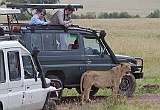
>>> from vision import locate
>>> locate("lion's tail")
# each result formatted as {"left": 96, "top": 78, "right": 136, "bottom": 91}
{"left": 80, "top": 72, "right": 85, "bottom": 93}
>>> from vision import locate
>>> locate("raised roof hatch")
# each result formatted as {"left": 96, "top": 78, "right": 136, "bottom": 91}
{"left": 7, "top": 4, "right": 83, "bottom": 10}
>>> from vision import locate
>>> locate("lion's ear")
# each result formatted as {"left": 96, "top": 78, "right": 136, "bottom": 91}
{"left": 120, "top": 62, "right": 125, "bottom": 66}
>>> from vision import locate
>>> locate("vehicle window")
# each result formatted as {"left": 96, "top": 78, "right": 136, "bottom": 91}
{"left": 0, "top": 50, "right": 5, "bottom": 83}
{"left": 56, "top": 33, "right": 78, "bottom": 50}
{"left": 31, "top": 33, "right": 55, "bottom": 51}
{"left": 31, "top": 33, "right": 42, "bottom": 50}
{"left": 42, "top": 33, "right": 55, "bottom": 50}
{"left": 83, "top": 37, "right": 100, "bottom": 55}
{"left": 8, "top": 51, "right": 21, "bottom": 81}
{"left": 22, "top": 56, "right": 36, "bottom": 79}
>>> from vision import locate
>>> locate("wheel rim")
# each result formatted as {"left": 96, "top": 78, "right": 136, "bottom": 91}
{"left": 44, "top": 100, "right": 57, "bottom": 110}
{"left": 118, "top": 73, "right": 136, "bottom": 96}
{"left": 119, "top": 77, "right": 130, "bottom": 91}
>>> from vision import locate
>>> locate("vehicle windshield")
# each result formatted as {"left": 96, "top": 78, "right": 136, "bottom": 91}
{"left": 83, "top": 37, "right": 102, "bottom": 55}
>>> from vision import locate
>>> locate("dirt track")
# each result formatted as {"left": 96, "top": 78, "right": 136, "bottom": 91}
{"left": 57, "top": 94, "right": 160, "bottom": 110}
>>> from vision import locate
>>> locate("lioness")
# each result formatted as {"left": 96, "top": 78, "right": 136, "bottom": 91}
{"left": 80, "top": 62, "right": 131, "bottom": 103}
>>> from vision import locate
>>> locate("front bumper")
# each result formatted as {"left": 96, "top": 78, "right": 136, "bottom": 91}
{"left": 132, "top": 58, "right": 144, "bottom": 79}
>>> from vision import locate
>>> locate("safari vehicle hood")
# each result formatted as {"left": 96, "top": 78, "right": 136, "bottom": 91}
{"left": 115, "top": 54, "right": 137, "bottom": 64}
{"left": 115, "top": 55, "right": 143, "bottom": 73}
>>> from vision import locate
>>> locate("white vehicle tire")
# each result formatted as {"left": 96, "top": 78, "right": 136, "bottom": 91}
{"left": 42, "top": 99, "right": 57, "bottom": 110}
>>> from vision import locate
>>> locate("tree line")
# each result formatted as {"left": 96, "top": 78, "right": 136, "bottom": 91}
{"left": 1, "top": 0, "right": 160, "bottom": 19}
{"left": 17, "top": 10, "right": 160, "bottom": 20}
{"left": 71, "top": 10, "right": 160, "bottom": 19}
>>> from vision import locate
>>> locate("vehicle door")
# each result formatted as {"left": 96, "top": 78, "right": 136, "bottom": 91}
{"left": 6, "top": 49, "right": 25, "bottom": 110}
{"left": 82, "top": 34, "right": 112, "bottom": 71}
{"left": 0, "top": 50, "right": 8, "bottom": 110}
{"left": 22, "top": 55, "right": 45, "bottom": 110}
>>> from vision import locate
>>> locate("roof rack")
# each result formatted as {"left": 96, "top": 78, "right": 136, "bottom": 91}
{"left": 0, "top": 8, "right": 20, "bottom": 15}
{"left": 7, "top": 4, "right": 83, "bottom": 10}
{"left": 15, "top": 23, "right": 98, "bottom": 34}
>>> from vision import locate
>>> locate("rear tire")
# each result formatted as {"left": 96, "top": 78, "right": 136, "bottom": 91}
{"left": 76, "top": 86, "right": 99, "bottom": 96}
{"left": 118, "top": 73, "right": 136, "bottom": 96}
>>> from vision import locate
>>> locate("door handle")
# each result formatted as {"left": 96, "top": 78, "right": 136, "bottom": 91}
{"left": 9, "top": 89, "right": 12, "bottom": 92}
{"left": 27, "top": 86, "right": 30, "bottom": 89}
{"left": 86, "top": 61, "right": 91, "bottom": 64}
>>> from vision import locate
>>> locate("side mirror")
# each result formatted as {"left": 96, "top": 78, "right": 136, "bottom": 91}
{"left": 99, "top": 30, "right": 106, "bottom": 38}
{"left": 32, "top": 46, "right": 40, "bottom": 56}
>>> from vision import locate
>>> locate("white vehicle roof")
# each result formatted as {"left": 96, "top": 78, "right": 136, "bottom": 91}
{"left": 0, "top": 8, "right": 20, "bottom": 15}
{"left": 0, "top": 41, "right": 30, "bottom": 55}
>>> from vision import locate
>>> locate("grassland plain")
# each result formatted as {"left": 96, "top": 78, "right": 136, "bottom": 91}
{"left": 60, "top": 0, "right": 160, "bottom": 17}
{"left": 61, "top": 18, "right": 160, "bottom": 110}
{"left": 72, "top": 18, "right": 160, "bottom": 90}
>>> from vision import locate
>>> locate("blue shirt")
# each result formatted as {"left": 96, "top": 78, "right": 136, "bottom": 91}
{"left": 29, "top": 14, "right": 47, "bottom": 25}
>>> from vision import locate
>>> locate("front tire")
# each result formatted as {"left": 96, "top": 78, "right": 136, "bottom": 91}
{"left": 118, "top": 73, "right": 136, "bottom": 96}
{"left": 42, "top": 99, "right": 57, "bottom": 110}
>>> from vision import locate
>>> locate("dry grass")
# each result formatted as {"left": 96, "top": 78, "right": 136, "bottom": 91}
{"left": 73, "top": 18, "right": 160, "bottom": 93}
{"left": 62, "top": 18, "right": 160, "bottom": 110}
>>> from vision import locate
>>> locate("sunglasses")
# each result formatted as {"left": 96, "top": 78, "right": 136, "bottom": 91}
{"left": 41, "top": 13, "right": 45, "bottom": 16}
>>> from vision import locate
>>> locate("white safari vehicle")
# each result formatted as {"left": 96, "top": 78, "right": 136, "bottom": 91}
{"left": 0, "top": 40, "right": 62, "bottom": 110}
{"left": 0, "top": 8, "right": 62, "bottom": 110}
{"left": 0, "top": 40, "right": 63, "bottom": 110}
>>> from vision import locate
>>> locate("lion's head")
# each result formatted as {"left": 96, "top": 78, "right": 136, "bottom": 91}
{"left": 120, "top": 62, "right": 131, "bottom": 75}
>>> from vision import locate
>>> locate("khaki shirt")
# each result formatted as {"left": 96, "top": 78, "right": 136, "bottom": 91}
{"left": 50, "top": 9, "right": 71, "bottom": 25}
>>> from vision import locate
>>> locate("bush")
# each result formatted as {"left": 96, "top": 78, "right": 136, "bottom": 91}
{"left": 119, "top": 12, "right": 132, "bottom": 18}
{"left": 146, "top": 10, "right": 160, "bottom": 18}
{"left": 85, "top": 12, "right": 96, "bottom": 19}
{"left": 45, "top": 12, "right": 52, "bottom": 20}
{"left": 98, "top": 12, "right": 109, "bottom": 18}
{"left": 17, "top": 12, "right": 52, "bottom": 20}
{"left": 71, "top": 14, "right": 80, "bottom": 19}
{"left": 18, "top": 12, "right": 31, "bottom": 20}
{"left": 98, "top": 11, "right": 140, "bottom": 18}
{"left": 71, "top": 12, "right": 96, "bottom": 19}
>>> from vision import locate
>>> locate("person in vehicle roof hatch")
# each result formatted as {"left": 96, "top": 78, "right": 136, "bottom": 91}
{"left": 50, "top": 4, "right": 75, "bottom": 27}
{"left": 29, "top": 8, "right": 51, "bottom": 25}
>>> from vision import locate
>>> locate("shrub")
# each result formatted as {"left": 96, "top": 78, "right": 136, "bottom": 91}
{"left": 45, "top": 12, "right": 52, "bottom": 20}
{"left": 146, "top": 10, "right": 160, "bottom": 18}
{"left": 98, "top": 11, "right": 140, "bottom": 18}
{"left": 17, "top": 12, "right": 31, "bottom": 20}
{"left": 71, "top": 12, "right": 96, "bottom": 19}
{"left": 98, "top": 12, "right": 109, "bottom": 18}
